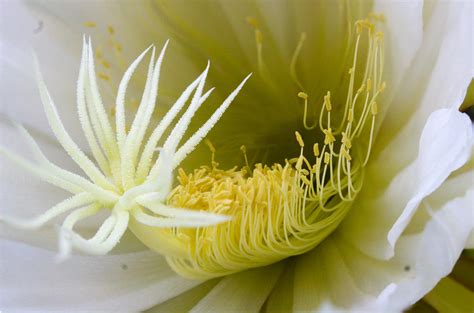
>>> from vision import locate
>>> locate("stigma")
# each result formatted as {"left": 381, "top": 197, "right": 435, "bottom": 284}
{"left": 0, "top": 37, "right": 250, "bottom": 259}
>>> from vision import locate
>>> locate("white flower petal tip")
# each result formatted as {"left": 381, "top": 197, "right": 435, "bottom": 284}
{"left": 0, "top": 38, "right": 250, "bottom": 257}
{"left": 386, "top": 108, "right": 473, "bottom": 256}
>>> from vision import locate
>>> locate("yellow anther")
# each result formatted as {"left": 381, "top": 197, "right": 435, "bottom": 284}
{"left": 83, "top": 21, "right": 97, "bottom": 28}
{"left": 246, "top": 16, "right": 259, "bottom": 28}
{"left": 348, "top": 109, "right": 354, "bottom": 122}
{"left": 240, "top": 145, "right": 250, "bottom": 171}
{"left": 109, "top": 107, "right": 116, "bottom": 117}
{"left": 101, "top": 60, "right": 111, "bottom": 68}
{"left": 324, "top": 152, "right": 331, "bottom": 164}
{"left": 323, "top": 128, "right": 335, "bottom": 145}
{"left": 313, "top": 143, "right": 320, "bottom": 157}
{"left": 298, "top": 92, "right": 308, "bottom": 100}
{"left": 355, "top": 19, "right": 375, "bottom": 34}
{"left": 375, "top": 31, "right": 384, "bottom": 41}
{"left": 324, "top": 92, "right": 332, "bottom": 111}
{"left": 95, "top": 50, "right": 103, "bottom": 59}
{"left": 369, "top": 12, "right": 386, "bottom": 22}
{"left": 114, "top": 42, "right": 123, "bottom": 52}
{"left": 371, "top": 102, "right": 378, "bottom": 115}
{"left": 379, "top": 82, "right": 387, "bottom": 92}
{"left": 368, "top": 12, "right": 385, "bottom": 22}
{"left": 295, "top": 131, "right": 305, "bottom": 148}
{"left": 107, "top": 25, "right": 115, "bottom": 35}
{"left": 341, "top": 146, "right": 352, "bottom": 161}
{"left": 97, "top": 72, "right": 110, "bottom": 81}
{"left": 341, "top": 132, "right": 352, "bottom": 149}
{"left": 366, "top": 78, "right": 373, "bottom": 92}
{"left": 299, "top": 92, "right": 317, "bottom": 130}
{"left": 205, "top": 140, "right": 216, "bottom": 154}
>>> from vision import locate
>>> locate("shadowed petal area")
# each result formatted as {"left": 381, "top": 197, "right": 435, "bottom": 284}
{"left": 0, "top": 240, "right": 203, "bottom": 312}
{"left": 189, "top": 263, "right": 284, "bottom": 312}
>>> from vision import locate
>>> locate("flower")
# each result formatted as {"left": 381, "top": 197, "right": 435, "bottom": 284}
{"left": 1, "top": 0, "right": 473, "bottom": 312}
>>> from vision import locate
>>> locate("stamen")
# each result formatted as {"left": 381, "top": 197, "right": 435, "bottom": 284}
{"left": 298, "top": 92, "right": 317, "bottom": 130}
{"left": 247, "top": 16, "right": 265, "bottom": 76}
{"left": 240, "top": 145, "right": 251, "bottom": 173}
{"left": 290, "top": 33, "right": 307, "bottom": 90}
{"left": 159, "top": 16, "right": 386, "bottom": 279}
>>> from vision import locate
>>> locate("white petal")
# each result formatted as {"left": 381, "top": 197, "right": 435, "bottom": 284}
{"left": 265, "top": 262, "right": 294, "bottom": 313}
{"left": 0, "top": 1, "right": 151, "bottom": 154}
{"left": 0, "top": 1, "right": 87, "bottom": 150}
{"left": 466, "top": 230, "right": 474, "bottom": 249}
{"left": 374, "top": 0, "right": 423, "bottom": 95}
{"left": 374, "top": 0, "right": 473, "bottom": 175}
{"left": 190, "top": 263, "right": 284, "bottom": 313}
{"left": 380, "top": 189, "right": 474, "bottom": 311}
{"left": 0, "top": 240, "right": 202, "bottom": 311}
{"left": 342, "top": 108, "right": 472, "bottom": 259}
{"left": 145, "top": 280, "right": 219, "bottom": 313}
{"left": 294, "top": 186, "right": 473, "bottom": 312}
{"left": 387, "top": 109, "right": 472, "bottom": 250}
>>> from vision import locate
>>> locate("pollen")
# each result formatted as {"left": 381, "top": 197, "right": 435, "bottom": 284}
{"left": 146, "top": 17, "right": 386, "bottom": 279}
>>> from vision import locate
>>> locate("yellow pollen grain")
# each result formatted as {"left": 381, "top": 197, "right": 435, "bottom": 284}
{"left": 367, "top": 78, "right": 373, "bottom": 92}
{"left": 83, "top": 21, "right": 97, "bottom": 28}
{"left": 101, "top": 60, "right": 111, "bottom": 68}
{"left": 114, "top": 42, "right": 123, "bottom": 53}
{"left": 246, "top": 16, "right": 259, "bottom": 28}
{"left": 97, "top": 72, "right": 110, "bottom": 81}
{"left": 371, "top": 102, "right": 378, "bottom": 115}
{"left": 298, "top": 91, "right": 308, "bottom": 100}
{"left": 324, "top": 152, "right": 331, "bottom": 164}
{"left": 323, "top": 128, "right": 335, "bottom": 145}
{"left": 324, "top": 92, "right": 332, "bottom": 111}
{"left": 295, "top": 131, "right": 305, "bottom": 147}
{"left": 313, "top": 143, "right": 320, "bottom": 157}
{"left": 348, "top": 109, "right": 354, "bottom": 122}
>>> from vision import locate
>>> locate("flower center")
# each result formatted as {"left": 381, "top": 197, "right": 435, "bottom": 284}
{"left": 130, "top": 18, "right": 386, "bottom": 279}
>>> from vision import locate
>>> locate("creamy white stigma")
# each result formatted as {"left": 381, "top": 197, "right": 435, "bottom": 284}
{"left": 0, "top": 37, "right": 250, "bottom": 259}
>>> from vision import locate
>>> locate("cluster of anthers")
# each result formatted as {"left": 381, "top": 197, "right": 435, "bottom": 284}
{"left": 153, "top": 18, "right": 386, "bottom": 279}
{"left": 0, "top": 37, "right": 251, "bottom": 260}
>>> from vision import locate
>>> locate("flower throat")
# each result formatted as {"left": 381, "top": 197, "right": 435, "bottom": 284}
{"left": 132, "top": 17, "right": 386, "bottom": 279}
